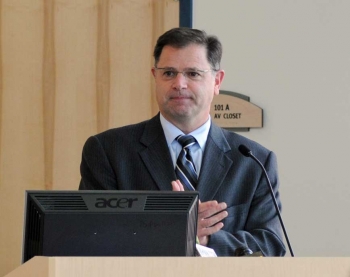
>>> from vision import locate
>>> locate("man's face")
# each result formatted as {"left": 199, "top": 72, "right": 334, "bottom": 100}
{"left": 152, "top": 44, "right": 224, "bottom": 131}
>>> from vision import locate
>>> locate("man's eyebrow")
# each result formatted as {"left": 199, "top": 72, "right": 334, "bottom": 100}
{"left": 157, "top": 66, "right": 203, "bottom": 71}
{"left": 156, "top": 66, "right": 176, "bottom": 70}
{"left": 183, "top": 67, "right": 201, "bottom": 71}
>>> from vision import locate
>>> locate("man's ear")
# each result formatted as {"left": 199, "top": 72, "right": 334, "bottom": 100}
{"left": 214, "top": 70, "right": 225, "bottom": 95}
{"left": 151, "top": 67, "right": 156, "bottom": 78}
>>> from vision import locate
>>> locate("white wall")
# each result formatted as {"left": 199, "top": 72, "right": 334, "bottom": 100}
{"left": 194, "top": 0, "right": 350, "bottom": 256}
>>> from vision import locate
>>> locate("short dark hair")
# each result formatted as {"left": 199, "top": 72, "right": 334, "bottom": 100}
{"left": 153, "top": 27, "right": 222, "bottom": 70}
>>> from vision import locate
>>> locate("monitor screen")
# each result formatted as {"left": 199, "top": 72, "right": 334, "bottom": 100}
{"left": 22, "top": 190, "right": 199, "bottom": 262}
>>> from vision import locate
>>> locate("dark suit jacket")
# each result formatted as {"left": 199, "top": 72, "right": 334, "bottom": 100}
{"left": 79, "top": 114, "right": 286, "bottom": 256}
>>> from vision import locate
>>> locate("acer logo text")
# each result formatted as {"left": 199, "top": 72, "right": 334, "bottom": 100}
{"left": 95, "top": 197, "right": 138, "bottom": 208}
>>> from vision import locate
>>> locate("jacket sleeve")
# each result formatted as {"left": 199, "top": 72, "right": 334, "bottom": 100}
{"left": 79, "top": 136, "right": 117, "bottom": 190}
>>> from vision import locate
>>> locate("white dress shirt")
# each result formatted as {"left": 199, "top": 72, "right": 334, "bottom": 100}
{"left": 160, "top": 113, "right": 211, "bottom": 175}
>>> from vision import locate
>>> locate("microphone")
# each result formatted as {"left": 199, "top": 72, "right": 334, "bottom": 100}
{"left": 234, "top": 247, "right": 263, "bottom": 257}
{"left": 235, "top": 247, "right": 253, "bottom": 256}
{"left": 238, "top": 144, "right": 294, "bottom": 257}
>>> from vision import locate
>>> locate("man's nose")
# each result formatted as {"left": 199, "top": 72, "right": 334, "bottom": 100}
{"left": 172, "top": 72, "right": 188, "bottom": 90}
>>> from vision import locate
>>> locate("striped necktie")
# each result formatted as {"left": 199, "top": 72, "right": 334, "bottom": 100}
{"left": 175, "top": 135, "right": 198, "bottom": 191}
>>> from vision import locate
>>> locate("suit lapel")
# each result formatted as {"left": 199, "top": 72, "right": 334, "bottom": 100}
{"left": 197, "top": 123, "right": 233, "bottom": 201}
{"left": 138, "top": 115, "right": 234, "bottom": 196}
{"left": 139, "top": 114, "right": 176, "bottom": 191}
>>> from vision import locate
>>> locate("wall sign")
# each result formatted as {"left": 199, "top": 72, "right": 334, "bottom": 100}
{"left": 210, "top": 90, "right": 263, "bottom": 131}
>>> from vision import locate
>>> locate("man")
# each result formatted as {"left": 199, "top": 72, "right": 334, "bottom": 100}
{"left": 79, "top": 27, "right": 286, "bottom": 256}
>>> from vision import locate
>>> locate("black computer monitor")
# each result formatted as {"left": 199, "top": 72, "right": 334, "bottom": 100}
{"left": 22, "top": 190, "right": 199, "bottom": 262}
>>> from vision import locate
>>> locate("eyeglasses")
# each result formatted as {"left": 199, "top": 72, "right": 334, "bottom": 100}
{"left": 154, "top": 67, "right": 216, "bottom": 81}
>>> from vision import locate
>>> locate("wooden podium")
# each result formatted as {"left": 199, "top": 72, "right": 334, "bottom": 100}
{"left": 5, "top": 257, "right": 350, "bottom": 277}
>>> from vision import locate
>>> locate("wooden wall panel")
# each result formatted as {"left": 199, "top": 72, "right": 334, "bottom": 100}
{"left": 52, "top": 0, "right": 99, "bottom": 189}
{"left": 96, "top": 0, "right": 110, "bottom": 133}
{"left": 0, "top": 0, "right": 179, "bottom": 275}
{"left": 0, "top": 0, "right": 45, "bottom": 272}
{"left": 43, "top": 0, "right": 56, "bottom": 190}
{"left": 108, "top": 0, "right": 155, "bottom": 127}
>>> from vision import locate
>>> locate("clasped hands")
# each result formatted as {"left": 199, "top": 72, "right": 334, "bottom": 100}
{"left": 171, "top": 180, "right": 228, "bottom": 246}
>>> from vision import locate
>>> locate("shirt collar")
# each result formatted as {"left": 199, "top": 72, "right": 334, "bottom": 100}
{"left": 160, "top": 113, "right": 211, "bottom": 150}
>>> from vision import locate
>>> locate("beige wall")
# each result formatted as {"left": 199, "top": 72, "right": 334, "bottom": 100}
{"left": 194, "top": 0, "right": 350, "bottom": 256}
{"left": 0, "top": 0, "right": 179, "bottom": 275}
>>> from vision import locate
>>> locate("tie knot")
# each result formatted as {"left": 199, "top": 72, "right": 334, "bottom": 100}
{"left": 176, "top": 135, "right": 197, "bottom": 149}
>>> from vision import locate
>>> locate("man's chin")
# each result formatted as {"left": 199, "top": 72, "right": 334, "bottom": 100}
{"left": 171, "top": 110, "right": 193, "bottom": 119}
{"left": 162, "top": 110, "right": 192, "bottom": 123}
